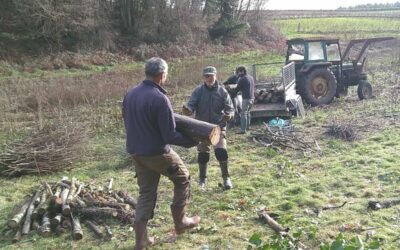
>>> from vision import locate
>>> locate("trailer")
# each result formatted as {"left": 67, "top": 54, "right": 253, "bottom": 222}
{"left": 250, "top": 61, "right": 305, "bottom": 118}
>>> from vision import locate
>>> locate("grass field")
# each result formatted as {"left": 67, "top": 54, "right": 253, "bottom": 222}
{"left": 0, "top": 14, "right": 399, "bottom": 250}
{"left": 274, "top": 17, "right": 400, "bottom": 39}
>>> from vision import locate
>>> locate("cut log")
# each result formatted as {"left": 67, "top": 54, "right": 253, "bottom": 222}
{"left": 32, "top": 220, "right": 40, "bottom": 230}
{"left": 62, "top": 217, "right": 72, "bottom": 229}
{"left": 118, "top": 190, "right": 137, "bottom": 209}
{"left": 104, "top": 224, "right": 113, "bottom": 241}
{"left": 50, "top": 213, "right": 62, "bottom": 227}
{"left": 174, "top": 113, "right": 221, "bottom": 146}
{"left": 74, "top": 207, "right": 118, "bottom": 218}
{"left": 8, "top": 198, "right": 32, "bottom": 229}
{"left": 55, "top": 225, "right": 66, "bottom": 236}
{"left": 73, "top": 207, "right": 135, "bottom": 224}
{"left": 61, "top": 188, "right": 71, "bottom": 216}
{"left": 22, "top": 190, "right": 41, "bottom": 235}
{"left": 66, "top": 177, "right": 77, "bottom": 204}
{"left": 71, "top": 215, "right": 83, "bottom": 240}
{"left": 39, "top": 212, "right": 51, "bottom": 237}
{"left": 52, "top": 185, "right": 62, "bottom": 205}
{"left": 12, "top": 229, "right": 22, "bottom": 243}
{"left": 34, "top": 190, "right": 48, "bottom": 218}
{"left": 86, "top": 220, "right": 104, "bottom": 238}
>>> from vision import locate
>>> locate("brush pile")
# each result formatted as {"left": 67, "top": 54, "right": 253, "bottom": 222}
{"left": 252, "top": 122, "right": 322, "bottom": 154}
{"left": 0, "top": 125, "right": 86, "bottom": 177}
{"left": 324, "top": 124, "right": 357, "bottom": 141}
{"left": 5, "top": 177, "right": 136, "bottom": 243}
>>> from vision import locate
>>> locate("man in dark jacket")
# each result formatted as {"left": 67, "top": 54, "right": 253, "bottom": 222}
{"left": 182, "top": 66, "right": 235, "bottom": 189}
{"left": 229, "top": 65, "right": 255, "bottom": 134}
{"left": 123, "top": 57, "right": 200, "bottom": 250}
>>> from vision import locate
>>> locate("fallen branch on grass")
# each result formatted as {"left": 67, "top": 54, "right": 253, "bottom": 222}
{"left": 322, "top": 201, "right": 348, "bottom": 210}
{"left": 257, "top": 208, "right": 307, "bottom": 249}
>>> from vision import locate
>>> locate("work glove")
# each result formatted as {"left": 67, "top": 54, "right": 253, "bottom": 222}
{"left": 222, "top": 113, "right": 234, "bottom": 122}
{"left": 182, "top": 105, "right": 193, "bottom": 116}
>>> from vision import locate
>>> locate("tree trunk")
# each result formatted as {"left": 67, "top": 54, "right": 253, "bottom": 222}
{"left": 174, "top": 114, "right": 221, "bottom": 145}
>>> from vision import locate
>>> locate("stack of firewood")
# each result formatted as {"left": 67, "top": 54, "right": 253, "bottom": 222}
{"left": 254, "top": 85, "right": 285, "bottom": 104}
{"left": 5, "top": 177, "right": 136, "bottom": 243}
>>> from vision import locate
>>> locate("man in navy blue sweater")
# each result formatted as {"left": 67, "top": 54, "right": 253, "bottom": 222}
{"left": 229, "top": 66, "right": 255, "bottom": 134}
{"left": 123, "top": 57, "right": 200, "bottom": 250}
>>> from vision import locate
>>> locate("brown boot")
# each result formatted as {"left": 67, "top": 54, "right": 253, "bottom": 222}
{"left": 134, "top": 220, "right": 155, "bottom": 250}
{"left": 171, "top": 205, "right": 201, "bottom": 235}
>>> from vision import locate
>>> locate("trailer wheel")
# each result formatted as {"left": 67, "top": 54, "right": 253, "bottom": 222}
{"left": 357, "top": 80, "right": 372, "bottom": 100}
{"left": 301, "top": 68, "right": 337, "bottom": 106}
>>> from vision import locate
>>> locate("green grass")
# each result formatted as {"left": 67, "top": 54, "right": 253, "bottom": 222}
{"left": 275, "top": 17, "right": 400, "bottom": 39}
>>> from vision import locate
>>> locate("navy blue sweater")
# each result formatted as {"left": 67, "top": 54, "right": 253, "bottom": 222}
{"left": 232, "top": 74, "right": 255, "bottom": 99}
{"left": 123, "top": 80, "right": 194, "bottom": 155}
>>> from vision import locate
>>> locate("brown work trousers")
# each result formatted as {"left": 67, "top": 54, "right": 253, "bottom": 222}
{"left": 132, "top": 149, "right": 190, "bottom": 222}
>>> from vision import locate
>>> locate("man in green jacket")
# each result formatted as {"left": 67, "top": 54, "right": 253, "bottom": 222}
{"left": 183, "top": 66, "right": 235, "bottom": 189}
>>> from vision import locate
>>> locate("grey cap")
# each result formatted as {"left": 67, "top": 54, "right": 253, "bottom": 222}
{"left": 203, "top": 66, "right": 217, "bottom": 75}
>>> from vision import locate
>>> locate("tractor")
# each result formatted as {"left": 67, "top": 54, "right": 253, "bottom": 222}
{"left": 285, "top": 37, "right": 394, "bottom": 106}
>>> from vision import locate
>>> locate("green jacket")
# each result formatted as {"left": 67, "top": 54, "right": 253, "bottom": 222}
{"left": 187, "top": 81, "right": 234, "bottom": 127}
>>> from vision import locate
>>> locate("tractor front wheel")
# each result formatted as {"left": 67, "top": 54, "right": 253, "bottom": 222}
{"left": 357, "top": 80, "right": 372, "bottom": 100}
{"left": 301, "top": 68, "right": 337, "bottom": 106}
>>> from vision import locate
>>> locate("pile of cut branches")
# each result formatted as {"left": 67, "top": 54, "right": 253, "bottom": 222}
{"left": 0, "top": 124, "right": 87, "bottom": 177}
{"left": 5, "top": 177, "right": 136, "bottom": 243}
{"left": 251, "top": 123, "right": 322, "bottom": 154}
{"left": 324, "top": 124, "right": 357, "bottom": 141}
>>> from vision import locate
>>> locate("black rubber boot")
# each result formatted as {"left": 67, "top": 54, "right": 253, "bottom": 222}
{"left": 219, "top": 161, "right": 232, "bottom": 189}
{"left": 198, "top": 163, "right": 208, "bottom": 188}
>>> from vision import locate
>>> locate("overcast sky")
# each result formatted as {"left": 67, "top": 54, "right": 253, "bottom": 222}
{"left": 266, "top": 0, "right": 399, "bottom": 10}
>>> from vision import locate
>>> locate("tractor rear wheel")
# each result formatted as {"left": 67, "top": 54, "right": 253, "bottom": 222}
{"left": 357, "top": 80, "right": 372, "bottom": 100}
{"left": 301, "top": 68, "right": 337, "bottom": 106}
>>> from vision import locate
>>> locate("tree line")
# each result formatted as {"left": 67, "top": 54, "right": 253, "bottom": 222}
{"left": 0, "top": 0, "right": 269, "bottom": 53}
